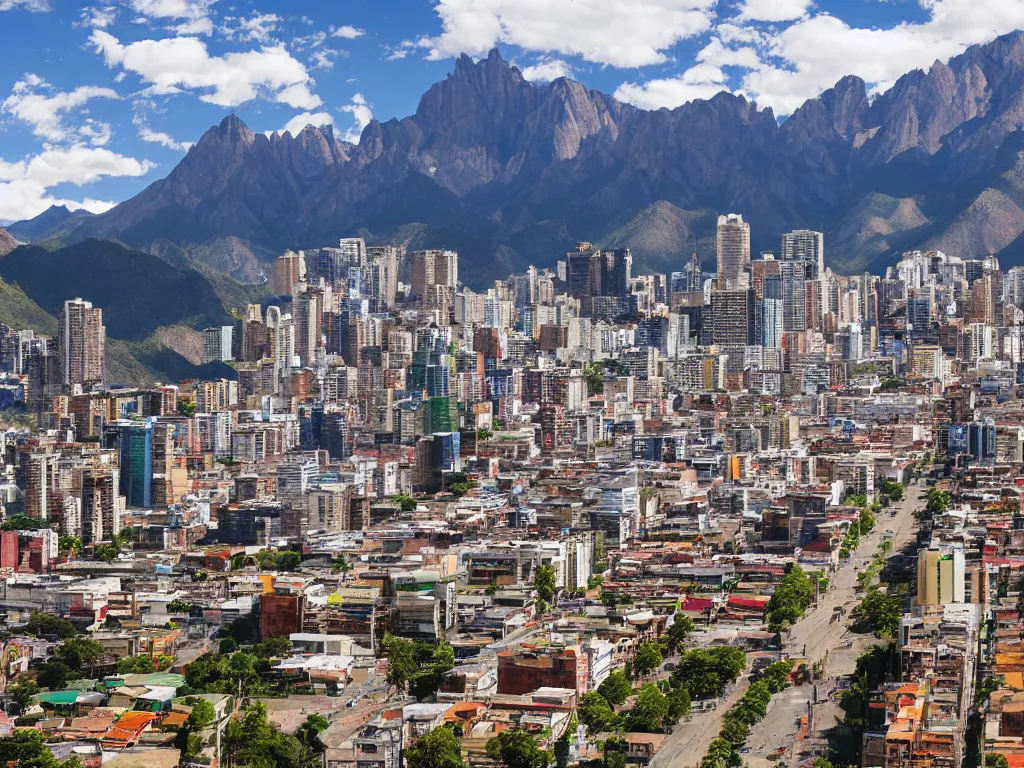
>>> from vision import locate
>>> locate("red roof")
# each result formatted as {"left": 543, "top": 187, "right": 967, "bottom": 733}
{"left": 727, "top": 596, "right": 769, "bottom": 610}
{"left": 680, "top": 597, "right": 714, "bottom": 612}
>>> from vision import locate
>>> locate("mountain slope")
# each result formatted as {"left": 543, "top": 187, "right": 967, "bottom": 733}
{"left": 0, "top": 228, "right": 16, "bottom": 257}
{"left": 0, "top": 239, "right": 229, "bottom": 340}
{"left": 17, "top": 32, "right": 1024, "bottom": 283}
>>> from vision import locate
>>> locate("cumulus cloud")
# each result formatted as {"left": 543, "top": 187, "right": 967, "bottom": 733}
{"left": 90, "top": 30, "right": 322, "bottom": 109}
{"left": 130, "top": 0, "right": 213, "bottom": 34}
{"left": 339, "top": 93, "right": 372, "bottom": 143}
{"left": 331, "top": 24, "right": 364, "bottom": 39}
{"left": 418, "top": 0, "right": 715, "bottom": 68}
{"left": 221, "top": 12, "right": 280, "bottom": 43}
{"left": 2, "top": 75, "right": 120, "bottom": 144}
{"left": 0, "top": 146, "right": 154, "bottom": 221}
{"left": 520, "top": 58, "right": 572, "bottom": 83}
{"left": 0, "top": 0, "right": 50, "bottom": 10}
{"left": 271, "top": 111, "right": 335, "bottom": 137}
{"left": 76, "top": 5, "right": 117, "bottom": 27}
{"left": 616, "top": 63, "right": 730, "bottom": 109}
{"left": 736, "top": 0, "right": 811, "bottom": 23}
{"left": 615, "top": 0, "right": 1024, "bottom": 115}
{"left": 309, "top": 49, "right": 340, "bottom": 70}
{"left": 132, "top": 108, "right": 191, "bottom": 151}
{"left": 739, "top": 0, "right": 1024, "bottom": 115}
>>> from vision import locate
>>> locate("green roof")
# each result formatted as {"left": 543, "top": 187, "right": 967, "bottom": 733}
{"left": 33, "top": 691, "right": 80, "bottom": 705}
{"left": 120, "top": 673, "right": 184, "bottom": 687}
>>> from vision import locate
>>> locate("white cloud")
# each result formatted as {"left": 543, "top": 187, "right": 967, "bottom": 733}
{"left": 137, "top": 125, "right": 191, "bottom": 150}
{"left": 520, "top": 58, "right": 572, "bottom": 83}
{"left": 385, "top": 40, "right": 416, "bottom": 61}
{"left": 221, "top": 12, "right": 281, "bottom": 43}
{"left": 0, "top": 146, "right": 154, "bottom": 221}
{"left": 613, "top": 38, "right": 759, "bottom": 110}
{"left": 292, "top": 30, "right": 327, "bottom": 51}
{"left": 310, "top": 49, "right": 339, "bottom": 70}
{"left": 90, "top": 31, "right": 322, "bottom": 109}
{"left": 741, "top": 0, "right": 1024, "bottom": 115}
{"left": 271, "top": 111, "right": 335, "bottom": 137}
{"left": 331, "top": 24, "right": 364, "bottom": 39}
{"left": 418, "top": 0, "right": 715, "bottom": 68}
{"left": 339, "top": 93, "right": 372, "bottom": 143}
{"left": 78, "top": 120, "right": 112, "bottom": 146}
{"left": 132, "top": 0, "right": 211, "bottom": 28}
{"left": 76, "top": 5, "right": 117, "bottom": 27}
{"left": 2, "top": 76, "right": 120, "bottom": 144}
{"left": 736, "top": 0, "right": 811, "bottom": 23}
{"left": 613, "top": 0, "right": 1024, "bottom": 115}
{"left": 0, "top": 0, "right": 50, "bottom": 10}
{"left": 616, "top": 63, "right": 730, "bottom": 109}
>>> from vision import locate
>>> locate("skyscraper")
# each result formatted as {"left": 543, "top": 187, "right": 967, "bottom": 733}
{"left": 716, "top": 214, "right": 751, "bottom": 290}
{"left": 780, "top": 230, "right": 825, "bottom": 279}
{"left": 762, "top": 275, "right": 784, "bottom": 348}
{"left": 202, "top": 326, "right": 234, "bottom": 363}
{"left": 59, "top": 298, "right": 105, "bottom": 391}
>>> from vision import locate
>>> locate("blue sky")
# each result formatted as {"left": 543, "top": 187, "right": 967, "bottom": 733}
{"left": 0, "top": 0, "right": 1021, "bottom": 224}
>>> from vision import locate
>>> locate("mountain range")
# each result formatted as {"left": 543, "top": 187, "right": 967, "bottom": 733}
{"left": 14, "top": 31, "right": 1024, "bottom": 286}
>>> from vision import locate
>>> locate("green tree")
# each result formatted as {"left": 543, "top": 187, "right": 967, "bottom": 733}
{"left": 219, "top": 637, "right": 239, "bottom": 655}
{"left": 633, "top": 641, "right": 663, "bottom": 678}
{"left": 183, "top": 732, "right": 206, "bottom": 758}
{"left": 58, "top": 536, "right": 82, "bottom": 554}
{"left": 986, "top": 754, "right": 1010, "bottom": 768}
{"left": 665, "top": 687, "right": 692, "bottom": 725}
{"left": 277, "top": 551, "right": 301, "bottom": 571}
{"left": 382, "top": 633, "right": 417, "bottom": 691}
{"left": 624, "top": 683, "right": 668, "bottom": 733}
{"left": 598, "top": 670, "right": 633, "bottom": 706}
{"left": 177, "top": 399, "right": 198, "bottom": 417}
{"left": 881, "top": 481, "right": 904, "bottom": 501}
{"left": 94, "top": 542, "right": 121, "bottom": 562}
{"left": 24, "top": 612, "right": 77, "bottom": 638}
{"left": 118, "top": 655, "right": 155, "bottom": 674}
{"left": 700, "top": 738, "right": 741, "bottom": 768}
{"left": 583, "top": 362, "right": 605, "bottom": 397}
{"left": 405, "top": 725, "right": 467, "bottom": 768}
{"left": 0, "top": 728, "right": 63, "bottom": 768}
{"left": 254, "top": 636, "right": 291, "bottom": 658}
{"left": 37, "top": 661, "right": 74, "bottom": 691}
{"left": 486, "top": 728, "right": 552, "bottom": 768}
{"left": 7, "top": 680, "right": 40, "bottom": 714}
{"left": 852, "top": 587, "right": 901, "bottom": 637}
{"left": 533, "top": 564, "right": 556, "bottom": 604}
{"left": 184, "top": 697, "right": 216, "bottom": 731}
{"left": 393, "top": 493, "right": 418, "bottom": 512}
{"left": 665, "top": 615, "right": 696, "bottom": 654}
{"left": 296, "top": 713, "right": 330, "bottom": 750}
{"left": 476, "top": 428, "right": 492, "bottom": 441}
{"left": 719, "top": 716, "right": 749, "bottom": 746}
{"left": 579, "top": 692, "right": 619, "bottom": 735}
{"left": 764, "top": 565, "right": 816, "bottom": 632}
{"left": 55, "top": 637, "right": 103, "bottom": 669}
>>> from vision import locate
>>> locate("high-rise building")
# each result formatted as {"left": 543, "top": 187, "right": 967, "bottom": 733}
{"left": 709, "top": 288, "right": 753, "bottom": 347}
{"left": 59, "top": 298, "right": 105, "bottom": 391}
{"left": 202, "top": 326, "right": 234, "bottom": 363}
{"left": 273, "top": 250, "right": 306, "bottom": 295}
{"left": 780, "top": 229, "right": 824, "bottom": 278}
{"left": 716, "top": 214, "right": 750, "bottom": 290}
{"left": 779, "top": 261, "right": 807, "bottom": 331}
{"left": 367, "top": 245, "right": 402, "bottom": 310}
{"left": 106, "top": 419, "right": 155, "bottom": 509}
{"left": 411, "top": 250, "right": 458, "bottom": 302}
{"left": 338, "top": 237, "right": 367, "bottom": 267}
{"left": 762, "top": 275, "right": 784, "bottom": 348}
{"left": 917, "top": 546, "right": 965, "bottom": 606}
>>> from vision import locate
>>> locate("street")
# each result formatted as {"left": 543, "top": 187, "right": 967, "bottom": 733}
{"left": 649, "top": 486, "right": 921, "bottom": 768}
